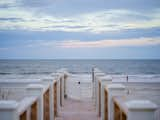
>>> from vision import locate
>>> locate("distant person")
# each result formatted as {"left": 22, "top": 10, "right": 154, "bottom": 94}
{"left": 126, "top": 75, "right": 128, "bottom": 82}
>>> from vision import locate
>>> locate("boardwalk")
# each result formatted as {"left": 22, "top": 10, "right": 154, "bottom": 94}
{"left": 56, "top": 74, "right": 99, "bottom": 120}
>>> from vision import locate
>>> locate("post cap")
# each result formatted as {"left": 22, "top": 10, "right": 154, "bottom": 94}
{"left": 99, "top": 76, "right": 112, "bottom": 81}
{"left": 95, "top": 72, "right": 106, "bottom": 76}
{"left": 94, "top": 69, "right": 101, "bottom": 73}
{"left": 42, "top": 77, "right": 53, "bottom": 82}
{"left": 0, "top": 100, "right": 18, "bottom": 109}
{"left": 107, "top": 84, "right": 125, "bottom": 90}
{"left": 26, "top": 84, "right": 44, "bottom": 89}
{"left": 126, "top": 100, "right": 157, "bottom": 110}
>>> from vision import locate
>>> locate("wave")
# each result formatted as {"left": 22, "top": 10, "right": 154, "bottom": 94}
{"left": 69, "top": 71, "right": 91, "bottom": 74}
{"left": 20, "top": 72, "right": 51, "bottom": 75}
{"left": 0, "top": 72, "right": 12, "bottom": 75}
{"left": 0, "top": 72, "right": 51, "bottom": 75}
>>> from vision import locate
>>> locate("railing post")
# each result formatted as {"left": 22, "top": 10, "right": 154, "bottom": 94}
{"left": 106, "top": 84, "right": 126, "bottom": 120}
{"left": 56, "top": 74, "right": 61, "bottom": 116}
{"left": 126, "top": 100, "right": 157, "bottom": 120}
{"left": 0, "top": 101, "right": 19, "bottom": 120}
{"left": 99, "top": 76, "right": 112, "bottom": 120}
{"left": 94, "top": 72, "right": 106, "bottom": 114}
{"left": 26, "top": 84, "right": 45, "bottom": 120}
{"left": 92, "top": 67, "right": 95, "bottom": 99}
{"left": 42, "top": 78, "right": 54, "bottom": 120}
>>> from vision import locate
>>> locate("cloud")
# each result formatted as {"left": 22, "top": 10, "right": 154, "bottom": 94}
{"left": 59, "top": 37, "right": 160, "bottom": 48}
{"left": 0, "top": 0, "right": 160, "bottom": 35}
{"left": 0, "top": 2, "right": 160, "bottom": 33}
{"left": 20, "top": 0, "right": 160, "bottom": 16}
{"left": 0, "top": 0, "right": 18, "bottom": 8}
{"left": 18, "top": 37, "right": 160, "bottom": 49}
{"left": 26, "top": 40, "right": 59, "bottom": 48}
{"left": 0, "top": 17, "right": 24, "bottom": 22}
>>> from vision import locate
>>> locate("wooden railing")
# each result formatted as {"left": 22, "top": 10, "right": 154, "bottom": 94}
{"left": 104, "top": 90, "right": 108, "bottom": 120}
{"left": 93, "top": 68, "right": 160, "bottom": 120}
{"left": 54, "top": 82, "right": 57, "bottom": 117}
{"left": 60, "top": 78, "right": 62, "bottom": 107}
{"left": 43, "top": 89, "right": 50, "bottom": 120}
{"left": 114, "top": 101, "right": 120, "bottom": 120}
{"left": 31, "top": 101, "right": 38, "bottom": 120}
{"left": 20, "top": 111, "right": 27, "bottom": 120}
{"left": 113, "top": 101, "right": 127, "bottom": 120}
{"left": 98, "top": 80, "right": 101, "bottom": 117}
{"left": 122, "top": 111, "right": 127, "bottom": 120}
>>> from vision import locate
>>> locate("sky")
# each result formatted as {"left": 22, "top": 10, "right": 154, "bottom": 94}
{"left": 0, "top": 0, "right": 160, "bottom": 59}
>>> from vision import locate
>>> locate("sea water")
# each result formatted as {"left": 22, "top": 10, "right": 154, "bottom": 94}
{"left": 0, "top": 59, "right": 160, "bottom": 81}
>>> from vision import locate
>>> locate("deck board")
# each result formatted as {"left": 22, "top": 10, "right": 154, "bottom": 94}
{"left": 56, "top": 74, "right": 99, "bottom": 120}
{"left": 56, "top": 98, "right": 99, "bottom": 120}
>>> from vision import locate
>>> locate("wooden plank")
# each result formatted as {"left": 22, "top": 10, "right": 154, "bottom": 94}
{"left": 114, "top": 101, "right": 121, "bottom": 120}
{"left": 31, "top": 101, "right": 37, "bottom": 120}
{"left": 43, "top": 89, "right": 50, "bottom": 120}
{"left": 99, "top": 81, "right": 101, "bottom": 117}
{"left": 104, "top": 90, "right": 108, "bottom": 120}
{"left": 121, "top": 111, "right": 127, "bottom": 120}
{"left": 54, "top": 82, "right": 57, "bottom": 117}
{"left": 60, "top": 78, "right": 62, "bottom": 106}
{"left": 20, "top": 111, "right": 27, "bottom": 120}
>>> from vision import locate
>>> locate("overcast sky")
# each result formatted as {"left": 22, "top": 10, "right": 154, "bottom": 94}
{"left": 0, "top": 0, "right": 160, "bottom": 59}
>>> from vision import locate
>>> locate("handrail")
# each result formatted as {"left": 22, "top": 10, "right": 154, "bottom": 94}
{"left": 0, "top": 68, "right": 69, "bottom": 120}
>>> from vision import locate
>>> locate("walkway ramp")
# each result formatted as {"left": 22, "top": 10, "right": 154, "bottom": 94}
{"left": 56, "top": 74, "right": 99, "bottom": 120}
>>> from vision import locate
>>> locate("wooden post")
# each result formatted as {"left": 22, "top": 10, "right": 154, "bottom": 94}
{"left": 106, "top": 84, "right": 126, "bottom": 120}
{"left": 20, "top": 111, "right": 27, "bottom": 120}
{"left": 104, "top": 90, "right": 108, "bottom": 120}
{"left": 53, "top": 82, "right": 57, "bottom": 118}
{"left": 113, "top": 101, "right": 120, "bottom": 120}
{"left": 95, "top": 73, "right": 106, "bottom": 115}
{"left": 42, "top": 78, "right": 54, "bottom": 120}
{"left": 122, "top": 111, "right": 127, "bottom": 120}
{"left": 26, "top": 84, "right": 45, "bottom": 120}
{"left": 100, "top": 76, "right": 112, "bottom": 120}
{"left": 31, "top": 101, "right": 38, "bottom": 120}
{"left": 60, "top": 78, "right": 62, "bottom": 107}
{"left": 99, "top": 81, "right": 101, "bottom": 117}
{"left": 43, "top": 89, "right": 50, "bottom": 120}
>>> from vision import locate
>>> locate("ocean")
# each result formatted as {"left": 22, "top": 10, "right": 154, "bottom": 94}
{"left": 0, "top": 59, "right": 160, "bottom": 81}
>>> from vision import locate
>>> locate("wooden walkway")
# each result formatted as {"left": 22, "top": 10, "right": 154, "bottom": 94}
{"left": 56, "top": 98, "right": 99, "bottom": 120}
{"left": 56, "top": 74, "right": 99, "bottom": 120}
